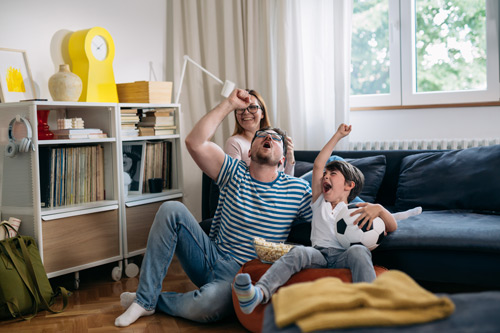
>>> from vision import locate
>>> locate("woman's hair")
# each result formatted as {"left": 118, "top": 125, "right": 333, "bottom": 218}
{"left": 232, "top": 89, "right": 271, "bottom": 136}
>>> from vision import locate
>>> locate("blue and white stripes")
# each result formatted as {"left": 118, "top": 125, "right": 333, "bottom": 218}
{"left": 210, "top": 156, "right": 313, "bottom": 264}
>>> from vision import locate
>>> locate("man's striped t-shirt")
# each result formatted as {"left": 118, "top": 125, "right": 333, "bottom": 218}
{"left": 209, "top": 155, "right": 313, "bottom": 265}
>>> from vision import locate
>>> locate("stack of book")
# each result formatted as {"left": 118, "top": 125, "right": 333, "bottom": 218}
{"left": 138, "top": 108, "right": 176, "bottom": 136}
{"left": 52, "top": 128, "right": 107, "bottom": 139}
{"left": 120, "top": 108, "right": 140, "bottom": 138}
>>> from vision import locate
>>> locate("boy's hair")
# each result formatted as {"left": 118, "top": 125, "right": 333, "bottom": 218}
{"left": 325, "top": 160, "right": 364, "bottom": 202}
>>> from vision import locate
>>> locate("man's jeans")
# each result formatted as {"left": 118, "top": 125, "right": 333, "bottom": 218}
{"left": 134, "top": 201, "right": 241, "bottom": 322}
{"left": 256, "top": 245, "right": 375, "bottom": 302}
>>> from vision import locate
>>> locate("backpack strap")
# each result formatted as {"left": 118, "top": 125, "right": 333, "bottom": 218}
{"left": 17, "top": 237, "right": 69, "bottom": 314}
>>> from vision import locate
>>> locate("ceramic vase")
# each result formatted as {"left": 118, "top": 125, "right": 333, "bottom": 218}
{"left": 48, "top": 64, "right": 83, "bottom": 102}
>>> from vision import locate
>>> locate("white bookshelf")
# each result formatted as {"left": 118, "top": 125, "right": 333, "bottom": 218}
{"left": 117, "top": 103, "right": 183, "bottom": 278}
{"left": 0, "top": 101, "right": 183, "bottom": 286}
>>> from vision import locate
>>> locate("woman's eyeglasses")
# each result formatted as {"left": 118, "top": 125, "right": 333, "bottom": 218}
{"left": 254, "top": 130, "right": 283, "bottom": 142}
{"left": 236, "top": 105, "right": 261, "bottom": 115}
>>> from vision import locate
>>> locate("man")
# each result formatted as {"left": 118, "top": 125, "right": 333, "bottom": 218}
{"left": 115, "top": 88, "right": 312, "bottom": 327}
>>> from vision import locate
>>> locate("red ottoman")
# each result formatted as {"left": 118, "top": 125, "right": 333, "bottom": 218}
{"left": 232, "top": 259, "right": 388, "bottom": 332}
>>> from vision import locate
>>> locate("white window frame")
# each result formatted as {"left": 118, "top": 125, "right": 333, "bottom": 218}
{"left": 351, "top": 0, "right": 500, "bottom": 108}
{"left": 351, "top": 0, "right": 401, "bottom": 108}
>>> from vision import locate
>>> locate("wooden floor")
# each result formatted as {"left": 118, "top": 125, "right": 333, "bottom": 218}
{"left": 0, "top": 256, "right": 247, "bottom": 333}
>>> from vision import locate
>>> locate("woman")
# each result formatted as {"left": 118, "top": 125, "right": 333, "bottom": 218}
{"left": 224, "top": 89, "right": 295, "bottom": 175}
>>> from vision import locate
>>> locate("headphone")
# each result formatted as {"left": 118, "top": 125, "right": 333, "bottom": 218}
{"left": 5, "top": 115, "right": 34, "bottom": 157}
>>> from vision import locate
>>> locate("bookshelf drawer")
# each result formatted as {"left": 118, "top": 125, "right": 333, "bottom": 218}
{"left": 41, "top": 209, "right": 120, "bottom": 273}
{"left": 125, "top": 199, "right": 181, "bottom": 252}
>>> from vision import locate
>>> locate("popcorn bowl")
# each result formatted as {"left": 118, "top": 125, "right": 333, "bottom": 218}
{"left": 253, "top": 237, "right": 296, "bottom": 263}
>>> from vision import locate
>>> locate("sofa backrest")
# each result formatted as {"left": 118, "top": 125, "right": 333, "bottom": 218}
{"left": 295, "top": 150, "right": 445, "bottom": 207}
{"left": 201, "top": 149, "right": 444, "bottom": 219}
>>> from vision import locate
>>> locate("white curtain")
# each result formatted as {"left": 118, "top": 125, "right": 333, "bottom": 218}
{"left": 272, "top": 0, "right": 353, "bottom": 150}
{"left": 170, "top": 0, "right": 352, "bottom": 218}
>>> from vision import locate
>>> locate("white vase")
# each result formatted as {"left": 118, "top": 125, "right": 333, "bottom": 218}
{"left": 48, "top": 64, "right": 83, "bottom": 102}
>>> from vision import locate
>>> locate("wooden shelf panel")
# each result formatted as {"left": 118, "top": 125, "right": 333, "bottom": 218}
{"left": 42, "top": 209, "right": 120, "bottom": 273}
{"left": 125, "top": 198, "right": 181, "bottom": 253}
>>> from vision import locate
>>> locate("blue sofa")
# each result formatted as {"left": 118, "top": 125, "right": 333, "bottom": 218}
{"left": 201, "top": 144, "right": 500, "bottom": 290}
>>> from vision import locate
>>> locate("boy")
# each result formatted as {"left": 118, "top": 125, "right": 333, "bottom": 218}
{"left": 233, "top": 124, "right": 398, "bottom": 314}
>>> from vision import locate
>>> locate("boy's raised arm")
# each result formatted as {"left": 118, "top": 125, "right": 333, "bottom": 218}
{"left": 185, "top": 89, "right": 250, "bottom": 180}
{"left": 311, "top": 124, "right": 351, "bottom": 201}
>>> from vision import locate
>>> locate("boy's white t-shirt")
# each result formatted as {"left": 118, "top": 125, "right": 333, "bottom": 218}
{"left": 310, "top": 194, "right": 346, "bottom": 249}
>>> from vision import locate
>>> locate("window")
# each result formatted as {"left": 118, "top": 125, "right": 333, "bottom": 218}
{"left": 350, "top": 0, "right": 499, "bottom": 107}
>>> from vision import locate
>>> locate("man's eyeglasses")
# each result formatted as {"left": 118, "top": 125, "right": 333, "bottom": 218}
{"left": 254, "top": 130, "right": 283, "bottom": 142}
{"left": 236, "top": 105, "right": 261, "bottom": 115}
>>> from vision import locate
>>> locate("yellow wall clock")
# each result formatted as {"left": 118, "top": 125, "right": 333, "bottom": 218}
{"left": 68, "top": 27, "right": 118, "bottom": 102}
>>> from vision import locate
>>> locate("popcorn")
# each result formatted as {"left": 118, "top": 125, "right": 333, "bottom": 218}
{"left": 253, "top": 237, "right": 295, "bottom": 263}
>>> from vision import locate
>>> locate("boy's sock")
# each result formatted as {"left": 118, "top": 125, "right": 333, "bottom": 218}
{"left": 120, "top": 292, "right": 136, "bottom": 309}
{"left": 233, "top": 273, "right": 263, "bottom": 314}
{"left": 392, "top": 206, "right": 422, "bottom": 221}
{"left": 114, "top": 302, "right": 155, "bottom": 327}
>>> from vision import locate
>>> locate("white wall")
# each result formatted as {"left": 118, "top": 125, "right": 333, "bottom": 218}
{"left": 349, "top": 106, "right": 500, "bottom": 144}
{"left": 0, "top": 0, "right": 168, "bottom": 99}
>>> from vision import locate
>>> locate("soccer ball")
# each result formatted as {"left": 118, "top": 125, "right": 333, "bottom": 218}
{"left": 334, "top": 203, "right": 386, "bottom": 251}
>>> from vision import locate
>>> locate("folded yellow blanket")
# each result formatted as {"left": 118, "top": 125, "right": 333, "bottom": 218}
{"left": 272, "top": 270, "right": 455, "bottom": 332}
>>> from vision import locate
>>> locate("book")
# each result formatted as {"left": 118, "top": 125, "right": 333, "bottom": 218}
{"left": 50, "top": 148, "right": 57, "bottom": 207}
{"left": 121, "top": 129, "right": 139, "bottom": 137}
{"left": 152, "top": 107, "right": 175, "bottom": 112}
{"left": 144, "top": 142, "right": 155, "bottom": 192}
{"left": 54, "top": 133, "right": 108, "bottom": 139}
{"left": 91, "top": 146, "right": 97, "bottom": 202}
{"left": 66, "top": 147, "right": 73, "bottom": 204}
{"left": 120, "top": 115, "right": 140, "bottom": 123}
{"left": 139, "top": 116, "right": 174, "bottom": 126}
{"left": 137, "top": 124, "right": 176, "bottom": 129}
{"left": 138, "top": 127, "right": 176, "bottom": 136}
{"left": 138, "top": 127, "right": 154, "bottom": 136}
{"left": 54, "top": 134, "right": 89, "bottom": 139}
{"left": 154, "top": 129, "right": 176, "bottom": 135}
{"left": 120, "top": 108, "right": 139, "bottom": 114}
{"left": 165, "top": 141, "right": 172, "bottom": 189}
{"left": 143, "top": 108, "right": 174, "bottom": 116}
{"left": 96, "top": 145, "right": 104, "bottom": 200}
{"left": 52, "top": 128, "right": 103, "bottom": 135}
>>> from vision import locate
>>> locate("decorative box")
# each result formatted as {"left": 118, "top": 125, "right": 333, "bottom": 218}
{"left": 116, "top": 81, "right": 172, "bottom": 104}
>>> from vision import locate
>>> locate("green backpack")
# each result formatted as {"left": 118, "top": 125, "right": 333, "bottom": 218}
{"left": 0, "top": 221, "right": 69, "bottom": 320}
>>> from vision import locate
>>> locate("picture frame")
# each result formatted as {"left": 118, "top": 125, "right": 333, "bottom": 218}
{"left": 122, "top": 141, "right": 146, "bottom": 195}
{"left": 0, "top": 48, "right": 35, "bottom": 103}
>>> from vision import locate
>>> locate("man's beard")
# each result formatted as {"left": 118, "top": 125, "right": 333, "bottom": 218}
{"left": 251, "top": 149, "right": 281, "bottom": 166}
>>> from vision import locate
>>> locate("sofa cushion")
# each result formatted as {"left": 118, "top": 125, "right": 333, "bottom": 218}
{"left": 294, "top": 160, "right": 316, "bottom": 178}
{"left": 373, "top": 210, "right": 500, "bottom": 287}
{"left": 395, "top": 145, "right": 500, "bottom": 212}
{"left": 378, "top": 210, "right": 500, "bottom": 252}
{"left": 296, "top": 155, "right": 386, "bottom": 203}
